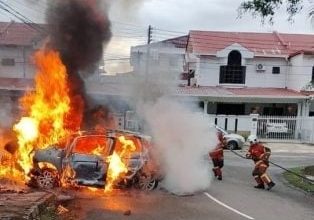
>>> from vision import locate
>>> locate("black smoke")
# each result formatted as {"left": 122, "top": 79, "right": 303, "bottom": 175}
{"left": 46, "top": 0, "right": 112, "bottom": 129}
{"left": 47, "top": 0, "right": 111, "bottom": 72}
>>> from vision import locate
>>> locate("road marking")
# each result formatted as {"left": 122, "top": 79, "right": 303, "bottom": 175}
{"left": 204, "top": 192, "right": 254, "bottom": 220}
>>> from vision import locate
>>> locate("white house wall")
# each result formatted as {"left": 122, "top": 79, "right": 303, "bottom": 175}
{"left": 0, "top": 46, "right": 35, "bottom": 79}
{"left": 131, "top": 44, "right": 185, "bottom": 83}
{"left": 245, "top": 57, "right": 287, "bottom": 88}
{"left": 198, "top": 56, "right": 220, "bottom": 86}
{"left": 198, "top": 55, "right": 287, "bottom": 88}
{"left": 287, "top": 54, "right": 312, "bottom": 91}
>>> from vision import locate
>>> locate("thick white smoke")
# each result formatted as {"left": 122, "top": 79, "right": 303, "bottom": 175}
{"left": 125, "top": 39, "right": 218, "bottom": 194}
{"left": 139, "top": 98, "right": 217, "bottom": 195}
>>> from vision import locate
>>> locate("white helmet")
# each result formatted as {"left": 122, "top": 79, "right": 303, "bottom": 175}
{"left": 247, "top": 135, "right": 258, "bottom": 144}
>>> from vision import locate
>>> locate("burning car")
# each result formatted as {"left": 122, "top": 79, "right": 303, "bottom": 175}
{"left": 28, "top": 130, "right": 159, "bottom": 191}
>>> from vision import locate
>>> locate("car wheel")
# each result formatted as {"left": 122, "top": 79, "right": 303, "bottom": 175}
{"left": 138, "top": 174, "right": 158, "bottom": 191}
{"left": 227, "top": 141, "right": 238, "bottom": 150}
{"left": 36, "top": 168, "right": 59, "bottom": 189}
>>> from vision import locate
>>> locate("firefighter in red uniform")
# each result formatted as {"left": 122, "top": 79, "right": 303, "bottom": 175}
{"left": 246, "top": 135, "right": 275, "bottom": 190}
{"left": 209, "top": 132, "right": 225, "bottom": 180}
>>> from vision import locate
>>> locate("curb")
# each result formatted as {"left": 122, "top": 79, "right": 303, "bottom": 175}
{"left": 279, "top": 171, "right": 314, "bottom": 196}
{"left": 25, "top": 193, "right": 56, "bottom": 220}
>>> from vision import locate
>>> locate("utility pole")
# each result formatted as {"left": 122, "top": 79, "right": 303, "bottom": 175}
{"left": 144, "top": 25, "right": 152, "bottom": 76}
{"left": 142, "top": 25, "right": 152, "bottom": 102}
{"left": 147, "top": 25, "right": 152, "bottom": 44}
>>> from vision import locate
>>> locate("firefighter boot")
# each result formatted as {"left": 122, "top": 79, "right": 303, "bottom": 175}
{"left": 267, "top": 182, "right": 276, "bottom": 190}
{"left": 216, "top": 168, "right": 222, "bottom": 180}
{"left": 254, "top": 175, "right": 264, "bottom": 189}
{"left": 212, "top": 168, "right": 217, "bottom": 177}
{"left": 254, "top": 184, "right": 265, "bottom": 189}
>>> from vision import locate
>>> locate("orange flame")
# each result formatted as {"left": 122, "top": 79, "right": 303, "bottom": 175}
{"left": 0, "top": 49, "right": 77, "bottom": 181}
{"left": 104, "top": 135, "right": 137, "bottom": 192}
{"left": 0, "top": 48, "right": 139, "bottom": 193}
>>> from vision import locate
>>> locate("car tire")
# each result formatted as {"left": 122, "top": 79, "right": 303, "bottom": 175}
{"left": 137, "top": 174, "right": 158, "bottom": 191}
{"left": 36, "top": 168, "right": 59, "bottom": 189}
{"left": 227, "top": 141, "right": 238, "bottom": 150}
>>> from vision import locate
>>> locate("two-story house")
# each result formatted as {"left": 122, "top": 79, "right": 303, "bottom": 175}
{"left": 0, "top": 21, "right": 46, "bottom": 127}
{"left": 130, "top": 35, "right": 188, "bottom": 85}
{"left": 182, "top": 30, "right": 314, "bottom": 117}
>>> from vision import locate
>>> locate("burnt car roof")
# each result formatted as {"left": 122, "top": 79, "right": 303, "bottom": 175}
{"left": 73, "top": 129, "right": 151, "bottom": 141}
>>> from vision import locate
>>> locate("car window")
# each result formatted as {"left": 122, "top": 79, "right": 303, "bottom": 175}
{"left": 114, "top": 135, "right": 142, "bottom": 154}
{"left": 216, "top": 126, "right": 228, "bottom": 135}
{"left": 57, "top": 136, "right": 74, "bottom": 149}
{"left": 73, "top": 136, "right": 108, "bottom": 155}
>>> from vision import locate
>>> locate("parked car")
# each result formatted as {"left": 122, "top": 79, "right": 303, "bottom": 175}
{"left": 28, "top": 130, "right": 159, "bottom": 191}
{"left": 214, "top": 125, "right": 245, "bottom": 149}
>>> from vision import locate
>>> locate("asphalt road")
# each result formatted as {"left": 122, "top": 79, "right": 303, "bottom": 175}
{"left": 62, "top": 149, "right": 314, "bottom": 220}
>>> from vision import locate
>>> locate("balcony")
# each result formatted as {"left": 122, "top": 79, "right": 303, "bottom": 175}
{"left": 219, "top": 65, "right": 246, "bottom": 84}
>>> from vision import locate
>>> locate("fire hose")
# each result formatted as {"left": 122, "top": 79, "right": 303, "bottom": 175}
{"left": 229, "top": 148, "right": 314, "bottom": 184}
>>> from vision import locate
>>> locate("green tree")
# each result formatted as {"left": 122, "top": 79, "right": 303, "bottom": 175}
{"left": 239, "top": 0, "right": 305, "bottom": 23}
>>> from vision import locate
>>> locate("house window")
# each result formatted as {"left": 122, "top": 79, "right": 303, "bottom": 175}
{"left": 272, "top": 67, "right": 280, "bottom": 74}
{"left": 263, "top": 107, "right": 284, "bottom": 116}
{"left": 220, "top": 50, "right": 246, "bottom": 84}
{"left": 1, "top": 58, "right": 15, "bottom": 66}
{"left": 227, "top": 50, "right": 242, "bottom": 66}
{"left": 217, "top": 103, "right": 245, "bottom": 115}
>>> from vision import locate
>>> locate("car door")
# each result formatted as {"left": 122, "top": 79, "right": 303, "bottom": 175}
{"left": 67, "top": 135, "right": 114, "bottom": 186}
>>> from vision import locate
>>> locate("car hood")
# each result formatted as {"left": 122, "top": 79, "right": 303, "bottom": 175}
{"left": 224, "top": 134, "right": 245, "bottom": 142}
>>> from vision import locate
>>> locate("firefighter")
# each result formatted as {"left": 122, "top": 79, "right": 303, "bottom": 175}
{"left": 246, "top": 135, "right": 275, "bottom": 190}
{"left": 209, "top": 132, "right": 225, "bottom": 180}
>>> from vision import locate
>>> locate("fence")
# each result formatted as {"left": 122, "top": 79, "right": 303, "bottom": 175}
{"left": 119, "top": 111, "right": 314, "bottom": 143}
{"left": 257, "top": 115, "right": 298, "bottom": 140}
{"left": 208, "top": 114, "right": 314, "bottom": 143}
{"left": 207, "top": 114, "right": 251, "bottom": 133}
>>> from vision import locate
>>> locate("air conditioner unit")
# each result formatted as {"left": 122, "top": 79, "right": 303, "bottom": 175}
{"left": 256, "top": 64, "right": 266, "bottom": 71}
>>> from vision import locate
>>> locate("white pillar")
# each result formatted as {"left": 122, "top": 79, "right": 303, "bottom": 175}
{"left": 295, "top": 102, "right": 302, "bottom": 139}
{"left": 306, "top": 102, "right": 310, "bottom": 117}
{"left": 250, "top": 114, "right": 259, "bottom": 136}
{"left": 301, "top": 100, "right": 310, "bottom": 117}
{"left": 297, "top": 102, "right": 302, "bottom": 116}
{"left": 204, "top": 101, "right": 208, "bottom": 114}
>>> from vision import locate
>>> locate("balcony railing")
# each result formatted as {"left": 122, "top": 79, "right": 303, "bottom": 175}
{"left": 219, "top": 65, "right": 246, "bottom": 84}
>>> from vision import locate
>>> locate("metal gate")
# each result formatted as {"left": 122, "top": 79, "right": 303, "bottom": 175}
{"left": 257, "top": 115, "right": 298, "bottom": 140}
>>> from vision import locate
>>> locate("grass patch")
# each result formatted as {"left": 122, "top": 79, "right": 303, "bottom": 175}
{"left": 283, "top": 167, "right": 314, "bottom": 193}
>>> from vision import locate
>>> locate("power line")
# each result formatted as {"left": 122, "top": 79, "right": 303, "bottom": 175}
{"left": 0, "top": 0, "right": 47, "bottom": 34}
{"left": 111, "top": 20, "right": 147, "bottom": 29}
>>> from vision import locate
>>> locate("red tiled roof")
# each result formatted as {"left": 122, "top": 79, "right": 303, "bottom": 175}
{"left": 288, "top": 49, "right": 314, "bottom": 58}
{"left": 188, "top": 30, "right": 314, "bottom": 57}
{"left": 227, "top": 87, "right": 304, "bottom": 97}
{"left": 175, "top": 86, "right": 307, "bottom": 99}
{"left": 162, "top": 35, "right": 188, "bottom": 49}
{"left": 0, "top": 21, "right": 47, "bottom": 46}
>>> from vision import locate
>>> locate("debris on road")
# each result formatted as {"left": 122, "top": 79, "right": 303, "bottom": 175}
{"left": 124, "top": 210, "right": 132, "bottom": 216}
{"left": 0, "top": 187, "right": 56, "bottom": 219}
{"left": 57, "top": 204, "right": 69, "bottom": 215}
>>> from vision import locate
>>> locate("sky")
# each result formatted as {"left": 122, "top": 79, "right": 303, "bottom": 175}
{"left": 0, "top": 0, "right": 313, "bottom": 74}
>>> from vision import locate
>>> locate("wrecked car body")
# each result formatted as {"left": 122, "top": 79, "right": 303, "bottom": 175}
{"left": 29, "top": 130, "right": 159, "bottom": 191}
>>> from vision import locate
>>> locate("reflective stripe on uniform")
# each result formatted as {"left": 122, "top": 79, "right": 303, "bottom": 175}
{"left": 261, "top": 173, "right": 271, "bottom": 183}
{"left": 255, "top": 160, "right": 263, "bottom": 166}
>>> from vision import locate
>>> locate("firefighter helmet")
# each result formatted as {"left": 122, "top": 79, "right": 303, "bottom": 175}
{"left": 247, "top": 135, "right": 258, "bottom": 144}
